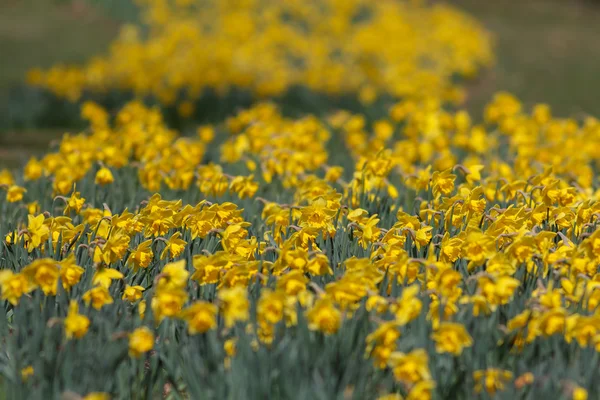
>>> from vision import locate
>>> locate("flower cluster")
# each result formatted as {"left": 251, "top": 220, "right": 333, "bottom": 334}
{"left": 1, "top": 93, "right": 599, "bottom": 398}
{"left": 1, "top": 1, "right": 598, "bottom": 398}
{"left": 26, "top": 0, "right": 492, "bottom": 109}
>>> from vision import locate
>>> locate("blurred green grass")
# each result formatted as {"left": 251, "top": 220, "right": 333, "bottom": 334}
{"left": 1, "top": 0, "right": 600, "bottom": 168}
{"left": 0, "top": 0, "right": 121, "bottom": 90}
{"left": 456, "top": 0, "right": 600, "bottom": 117}
{"left": 0, "top": 0, "right": 121, "bottom": 167}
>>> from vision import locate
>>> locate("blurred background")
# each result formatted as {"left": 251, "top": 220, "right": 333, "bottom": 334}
{"left": 1, "top": 0, "right": 599, "bottom": 167}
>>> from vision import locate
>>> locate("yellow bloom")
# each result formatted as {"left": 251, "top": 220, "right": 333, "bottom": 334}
{"left": 257, "top": 289, "right": 287, "bottom": 325}
{"left": 24, "top": 157, "right": 43, "bottom": 181}
{"left": 180, "top": 301, "right": 218, "bottom": 334}
{"left": 191, "top": 252, "right": 229, "bottom": 285}
{"left": 224, "top": 338, "right": 237, "bottom": 357}
{"left": 0, "top": 270, "right": 32, "bottom": 305}
{"left": 406, "top": 380, "right": 435, "bottom": 400}
{"left": 92, "top": 267, "right": 124, "bottom": 289}
{"left": 366, "top": 322, "right": 401, "bottom": 352}
{"left": 64, "top": 191, "right": 86, "bottom": 214}
{"left": 6, "top": 185, "right": 26, "bottom": 203}
{"left": 21, "top": 366, "right": 34, "bottom": 381}
{"left": 299, "top": 197, "right": 337, "bottom": 237}
{"left": 0, "top": 169, "right": 14, "bottom": 186}
{"left": 461, "top": 229, "right": 495, "bottom": 270}
{"left": 59, "top": 255, "right": 85, "bottom": 290}
{"left": 392, "top": 285, "right": 422, "bottom": 326}
{"left": 157, "top": 259, "right": 189, "bottom": 291}
{"left": 306, "top": 253, "right": 333, "bottom": 276}
{"left": 431, "top": 322, "right": 473, "bottom": 355}
{"left": 218, "top": 286, "right": 250, "bottom": 328}
{"left": 306, "top": 297, "right": 341, "bottom": 335}
{"left": 64, "top": 300, "right": 90, "bottom": 339}
{"left": 388, "top": 349, "right": 431, "bottom": 384}
{"left": 365, "top": 321, "right": 401, "bottom": 368}
{"left": 572, "top": 387, "right": 588, "bottom": 400}
{"left": 366, "top": 295, "right": 389, "bottom": 314}
{"left": 538, "top": 308, "right": 567, "bottom": 336}
{"left": 229, "top": 175, "right": 259, "bottom": 199}
{"left": 25, "top": 214, "right": 50, "bottom": 252}
{"left": 479, "top": 275, "right": 521, "bottom": 307}
{"left": 82, "top": 286, "right": 114, "bottom": 310}
{"left": 93, "top": 229, "right": 130, "bottom": 265}
{"left": 439, "top": 233, "right": 462, "bottom": 263}
{"left": 95, "top": 167, "right": 114, "bottom": 185}
{"left": 128, "top": 239, "right": 154, "bottom": 271}
{"left": 159, "top": 232, "right": 187, "bottom": 260}
{"left": 465, "top": 165, "right": 484, "bottom": 184}
{"left": 27, "top": 201, "right": 40, "bottom": 215}
{"left": 276, "top": 270, "right": 308, "bottom": 296}
{"left": 325, "top": 166, "right": 344, "bottom": 183}
{"left": 197, "top": 125, "right": 215, "bottom": 143}
{"left": 129, "top": 326, "right": 154, "bottom": 358}
{"left": 566, "top": 315, "right": 600, "bottom": 347}
{"left": 473, "top": 368, "right": 513, "bottom": 394}
{"left": 139, "top": 300, "right": 147, "bottom": 320}
{"left": 122, "top": 285, "right": 145, "bottom": 302}
{"left": 405, "top": 166, "right": 431, "bottom": 191}
{"left": 431, "top": 169, "right": 456, "bottom": 198}
{"left": 151, "top": 287, "right": 188, "bottom": 322}
{"left": 22, "top": 258, "right": 60, "bottom": 296}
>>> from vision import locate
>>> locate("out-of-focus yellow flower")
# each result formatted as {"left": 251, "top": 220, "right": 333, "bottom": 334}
{"left": 180, "top": 301, "right": 218, "bottom": 334}
{"left": 197, "top": 126, "right": 215, "bottom": 143}
{"left": 92, "top": 267, "right": 124, "bottom": 289}
{"left": 6, "top": 185, "right": 26, "bottom": 203}
{"left": 64, "top": 300, "right": 90, "bottom": 339}
{"left": 22, "top": 258, "right": 59, "bottom": 296}
{"left": 388, "top": 349, "right": 431, "bottom": 385}
{"left": 473, "top": 368, "right": 513, "bottom": 394}
{"left": 95, "top": 167, "right": 114, "bottom": 185}
{"left": 306, "top": 297, "right": 341, "bottom": 335}
{"left": 218, "top": 286, "right": 249, "bottom": 328}
{"left": 129, "top": 326, "right": 154, "bottom": 358}
{"left": 431, "top": 322, "right": 473, "bottom": 355}
{"left": 572, "top": 386, "right": 588, "bottom": 400}
{"left": 406, "top": 380, "right": 435, "bottom": 400}
{"left": 24, "top": 157, "right": 43, "bottom": 181}
{"left": 0, "top": 271, "right": 32, "bottom": 305}
{"left": 152, "top": 287, "right": 188, "bottom": 322}
{"left": 82, "top": 286, "right": 114, "bottom": 310}
{"left": 59, "top": 255, "right": 85, "bottom": 291}
{"left": 21, "top": 366, "right": 34, "bottom": 381}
